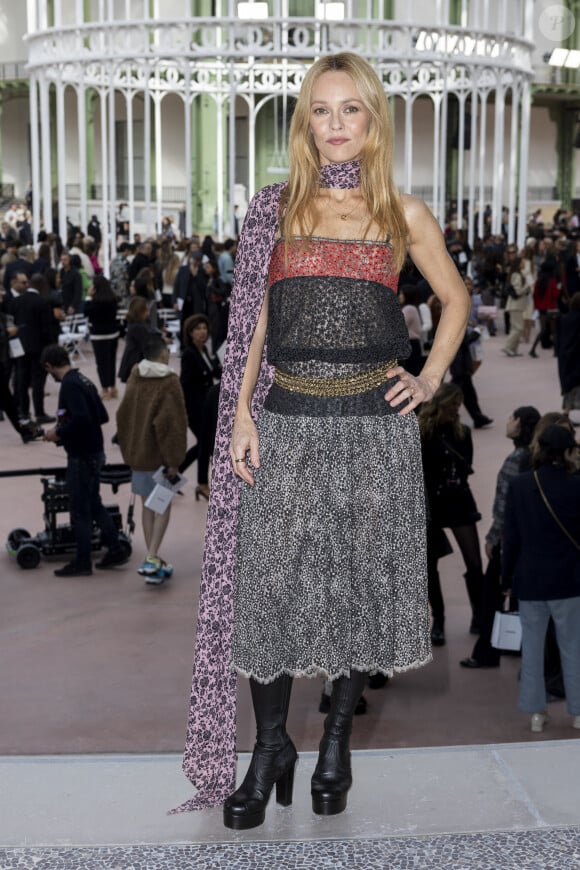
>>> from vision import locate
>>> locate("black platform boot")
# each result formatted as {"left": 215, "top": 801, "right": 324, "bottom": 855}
{"left": 311, "top": 670, "right": 367, "bottom": 816}
{"left": 223, "top": 674, "right": 296, "bottom": 830}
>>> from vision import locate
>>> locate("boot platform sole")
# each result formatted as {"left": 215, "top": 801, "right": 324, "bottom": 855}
{"left": 223, "top": 807, "right": 266, "bottom": 830}
{"left": 311, "top": 791, "right": 348, "bottom": 815}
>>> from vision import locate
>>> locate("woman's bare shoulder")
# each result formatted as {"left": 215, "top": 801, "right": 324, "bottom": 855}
{"left": 401, "top": 194, "right": 434, "bottom": 226}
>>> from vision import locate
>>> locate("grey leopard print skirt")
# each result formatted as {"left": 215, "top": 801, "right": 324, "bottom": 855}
{"left": 231, "top": 408, "right": 431, "bottom": 683}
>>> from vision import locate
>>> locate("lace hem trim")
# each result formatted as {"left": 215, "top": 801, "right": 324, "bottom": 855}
{"left": 231, "top": 654, "right": 432, "bottom": 685}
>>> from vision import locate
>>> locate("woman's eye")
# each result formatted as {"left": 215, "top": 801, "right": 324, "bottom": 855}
{"left": 344, "top": 105, "right": 359, "bottom": 113}
{"left": 313, "top": 107, "right": 327, "bottom": 115}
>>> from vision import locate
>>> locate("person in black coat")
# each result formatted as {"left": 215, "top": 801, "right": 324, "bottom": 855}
{"left": 118, "top": 296, "right": 154, "bottom": 384}
{"left": 3, "top": 245, "right": 35, "bottom": 291}
{"left": 85, "top": 275, "right": 120, "bottom": 398}
{"left": 59, "top": 251, "right": 83, "bottom": 314}
{"left": 449, "top": 327, "right": 493, "bottom": 429}
{"left": 0, "top": 285, "right": 43, "bottom": 442}
{"left": 173, "top": 252, "right": 208, "bottom": 342}
{"left": 178, "top": 314, "right": 221, "bottom": 499}
{"left": 502, "top": 425, "right": 580, "bottom": 733}
{"left": 419, "top": 383, "right": 484, "bottom": 646}
{"left": 557, "top": 291, "right": 580, "bottom": 413}
{"left": 13, "top": 271, "right": 55, "bottom": 423}
{"left": 460, "top": 405, "right": 540, "bottom": 669}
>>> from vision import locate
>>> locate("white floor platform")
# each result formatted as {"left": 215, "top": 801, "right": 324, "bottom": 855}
{"left": 2, "top": 742, "right": 580, "bottom": 848}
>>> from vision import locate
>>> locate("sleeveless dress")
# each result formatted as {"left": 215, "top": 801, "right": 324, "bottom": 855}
{"left": 231, "top": 237, "right": 431, "bottom": 682}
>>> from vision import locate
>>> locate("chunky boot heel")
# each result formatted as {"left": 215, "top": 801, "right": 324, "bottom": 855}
{"left": 223, "top": 739, "right": 297, "bottom": 829}
{"left": 311, "top": 671, "right": 367, "bottom": 817}
{"left": 223, "top": 674, "right": 295, "bottom": 830}
{"left": 275, "top": 758, "right": 296, "bottom": 806}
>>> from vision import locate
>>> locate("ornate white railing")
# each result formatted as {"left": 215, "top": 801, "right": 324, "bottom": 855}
{"left": 25, "top": 11, "right": 535, "bottom": 263}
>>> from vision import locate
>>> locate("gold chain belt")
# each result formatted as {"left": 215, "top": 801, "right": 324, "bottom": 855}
{"left": 273, "top": 360, "right": 398, "bottom": 398}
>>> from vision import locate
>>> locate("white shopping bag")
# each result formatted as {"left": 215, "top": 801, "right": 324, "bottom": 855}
{"left": 144, "top": 467, "right": 187, "bottom": 515}
{"left": 491, "top": 611, "right": 522, "bottom": 651}
{"left": 144, "top": 483, "right": 174, "bottom": 515}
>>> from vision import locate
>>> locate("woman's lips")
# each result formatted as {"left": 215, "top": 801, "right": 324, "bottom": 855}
{"left": 327, "top": 138, "right": 349, "bottom": 145}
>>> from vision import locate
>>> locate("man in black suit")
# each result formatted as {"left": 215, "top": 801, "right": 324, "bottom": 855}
{"left": 60, "top": 251, "right": 83, "bottom": 315}
{"left": 13, "top": 271, "right": 55, "bottom": 424}
{"left": 3, "top": 244, "right": 35, "bottom": 291}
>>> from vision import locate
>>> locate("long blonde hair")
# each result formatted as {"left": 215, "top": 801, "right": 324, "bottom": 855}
{"left": 281, "top": 52, "right": 408, "bottom": 271}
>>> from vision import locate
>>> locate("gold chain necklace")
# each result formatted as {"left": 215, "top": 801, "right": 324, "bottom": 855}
{"left": 320, "top": 193, "right": 362, "bottom": 222}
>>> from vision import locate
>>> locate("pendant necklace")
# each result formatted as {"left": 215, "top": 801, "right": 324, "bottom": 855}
{"left": 321, "top": 193, "right": 362, "bottom": 222}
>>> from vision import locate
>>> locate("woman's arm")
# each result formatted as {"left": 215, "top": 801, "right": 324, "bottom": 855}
{"left": 229, "top": 290, "right": 269, "bottom": 486}
{"left": 385, "top": 196, "right": 471, "bottom": 414}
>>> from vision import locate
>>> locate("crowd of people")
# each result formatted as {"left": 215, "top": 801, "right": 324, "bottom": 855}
{"left": 1, "top": 53, "right": 579, "bottom": 830}
{"left": 0, "top": 212, "right": 230, "bottom": 584}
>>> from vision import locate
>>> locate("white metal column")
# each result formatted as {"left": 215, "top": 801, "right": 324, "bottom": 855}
{"left": 184, "top": 72, "right": 192, "bottom": 239}
{"left": 248, "top": 96, "right": 256, "bottom": 201}
{"left": 456, "top": 93, "right": 466, "bottom": 225}
{"left": 228, "top": 68, "right": 237, "bottom": 238}
{"left": 39, "top": 77, "right": 53, "bottom": 233}
{"left": 107, "top": 70, "right": 116, "bottom": 274}
{"left": 467, "top": 82, "right": 478, "bottom": 248}
{"left": 126, "top": 92, "right": 135, "bottom": 244}
{"left": 403, "top": 83, "right": 413, "bottom": 194}
{"left": 477, "top": 91, "right": 487, "bottom": 240}
{"left": 216, "top": 97, "right": 224, "bottom": 239}
{"left": 491, "top": 83, "right": 505, "bottom": 235}
{"left": 155, "top": 90, "right": 163, "bottom": 236}
{"left": 517, "top": 79, "right": 531, "bottom": 250}
{"left": 144, "top": 67, "right": 152, "bottom": 236}
{"left": 438, "top": 65, "right": 449, "bottom": 227}
{"left": 432, "top": 94, "right": 441, "bottom": 218}
{"left": 56, "top": 74, "right": 67, "bottom": 243}
{"left": 29, "top": 75, "right": 41, "bottom": 242}
{"left": 77, "top": 84, "right": 88, "bottom": 235}
{"left": 99, "top": 88, "right": 109, "bottom": 262}
{"left": 507, "top": 84, "right": 519, "bottom": 244}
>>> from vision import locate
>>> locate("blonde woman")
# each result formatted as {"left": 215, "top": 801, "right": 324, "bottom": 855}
{"left": 521, "top": 239, "right": 537, "bottom": 342}
{"left": 177, "top": 52, "right": 470, "bottom": 827}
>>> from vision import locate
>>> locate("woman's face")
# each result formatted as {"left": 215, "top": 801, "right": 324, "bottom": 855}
{"left": 191, "top": 322, "right": 209, "bottom": 345}
{"left": 506, "top": 413, "right": 521, "bottom": 440}
{"left": 309, "top": 71, "right": 371, "bottom": 167}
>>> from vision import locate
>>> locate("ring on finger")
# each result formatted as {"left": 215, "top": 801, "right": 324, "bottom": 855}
{"left": 234, "top": 457, "right": 246, "bottom": 463}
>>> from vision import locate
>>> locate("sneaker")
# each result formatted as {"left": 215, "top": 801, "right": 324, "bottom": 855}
{"left": 95, "top": 548, "right": 130, "bottom": 569}
{"left": 35, "top": 414, "right": 56, "bottom": 424}
{"left": 530, "top": 712, "right": 548, "bottom": 733}
{"left": 473, "top": 416, "right": 494, "bottom": 429}
{"left": 145, "top": 562, "right": 173, "bottom": 585}
{"left": 138, "top": 555, "right": 162, "bottom": 576}
{"left": 54, "top": 561, "right": 93, "bottom": 577}
{"left": 573, "top": 716, "right": 580, "bottom": 730}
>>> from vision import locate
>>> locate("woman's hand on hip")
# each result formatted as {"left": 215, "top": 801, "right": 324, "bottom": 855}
{"left": 384, "top": 366, "right": 439, "bottom": 415}
{"left": 230, "top": 413, "right": 260, "bottom": 486}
